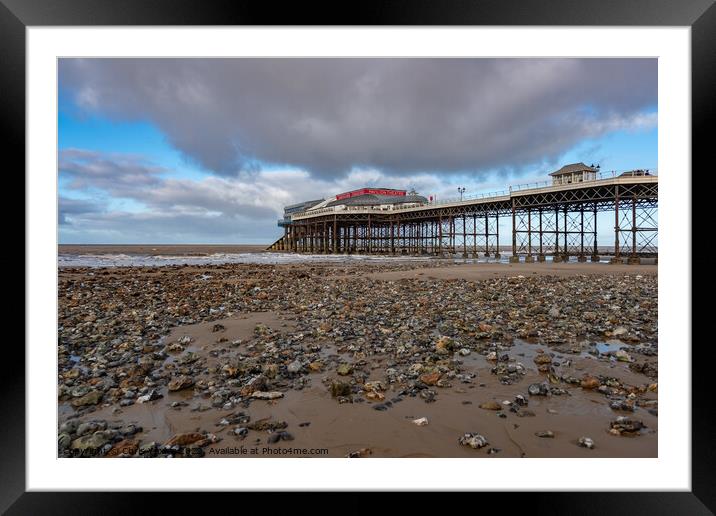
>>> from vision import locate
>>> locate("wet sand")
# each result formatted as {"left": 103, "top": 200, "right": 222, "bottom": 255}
{"left": 367, "top": 261, "right": 657, "bottom": 281}
{"left": 73, "top": 311, "right": 657, "bottom": 458}
{"left": 58, "top": 260, "right": 657, "bottom": 458}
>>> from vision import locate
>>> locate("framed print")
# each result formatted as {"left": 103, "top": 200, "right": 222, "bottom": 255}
{"left": 6, "top": 0, "right": 714, "bottom": 511}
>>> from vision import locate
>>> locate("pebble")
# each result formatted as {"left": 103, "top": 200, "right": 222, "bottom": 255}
{"left": 578, "top": 436, "right": 595, "bottom": 449}
{"left": 459, "top": 432, "right": 489, "bottom": 449}
{"left": 251, "top": 391, "right": 284, "bottom": 400}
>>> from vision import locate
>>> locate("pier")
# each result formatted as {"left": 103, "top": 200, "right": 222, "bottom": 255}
{"left": 268, "top": 166, "right": 657, "bottom": 264}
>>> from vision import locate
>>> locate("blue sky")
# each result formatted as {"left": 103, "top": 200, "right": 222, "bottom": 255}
{"left": 58, "top": 58, "right": 657, "bottom": 244}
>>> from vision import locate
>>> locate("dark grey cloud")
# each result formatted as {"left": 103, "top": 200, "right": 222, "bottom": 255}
{"left": 59, "top": 58, "right": 657, "bottom": 178}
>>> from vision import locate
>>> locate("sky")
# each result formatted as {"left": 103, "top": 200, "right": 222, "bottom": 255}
{"left": 58, "top": 58, "right": 657, "bottom": 245}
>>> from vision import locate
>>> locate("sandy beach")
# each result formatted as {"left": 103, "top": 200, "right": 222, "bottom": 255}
{"left": 58, "top": 254, "right": 657, "bottom": 458}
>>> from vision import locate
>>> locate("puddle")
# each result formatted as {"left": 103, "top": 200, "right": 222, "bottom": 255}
{"left": 595, "top": 341, "right": 630, "bottom": 356}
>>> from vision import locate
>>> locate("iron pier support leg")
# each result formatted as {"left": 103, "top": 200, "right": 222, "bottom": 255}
{"left": 438, "top": 215, "right": 443, "bottom": 257}
{"left": 333, "top": 216, "right": 338, "bottom": 254}
{"left": 494, "top": 212, "right": 501, "bottom": 259}
{"left": 510, "top": 198, "right": 520, "bottom": 263}
{"left": 553, "top": 206, "right": 562, "bottom": 262}
{"left": 628, "top": 194, "right": 640, "bottom": 264}
{"left": 591, "top": 203, "right": 600, "bottom": 261}
{"left": 537, "top": 208, "right": 545, "bottom": 262}
{"left": 525, "top": 207, "right": 534, "bottom": 262}
{"left": 462, "top": 214, "right": 468, "bottom": 258}
{"left": 611, "top": 185, "right": 621, "bottom": 263}
{"left": 578, "top": 206, "right": 587, "bottom": 262}
{"left": 562, "top": 207, "right": 569, "bottom": 262}
{"left": 472, "top": 213, "right": 478, "bottom": 258}
{"left": 484, "top": 213, "right": 490, "bottom": 257}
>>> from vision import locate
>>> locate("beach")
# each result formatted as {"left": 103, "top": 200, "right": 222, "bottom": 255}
{"left": 58, "top": 250, "right": 657, "bottom": 458}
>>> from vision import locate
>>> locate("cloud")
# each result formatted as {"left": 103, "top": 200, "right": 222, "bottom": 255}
{"left": 59, "top": 58, "right": 657, "bottom": 179}
{"left": 58, "top": 196, "right": 104, "bottom": 225}
{"left": 59, "top": 148, "right": 166, "bottom": 197}
{"left": 59, "top": 148, "right": 502, "bottom": 242}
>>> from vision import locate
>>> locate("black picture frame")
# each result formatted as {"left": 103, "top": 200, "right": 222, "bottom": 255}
{"left": 5, "top": 0, "right": 712, "bottom": 512}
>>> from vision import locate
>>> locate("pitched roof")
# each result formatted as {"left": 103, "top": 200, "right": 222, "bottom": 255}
{"left": 326, "top": 193, "right": 427, "bottom": 207}
{"left": 549, "top": 162, "right": 598, "bottom": 176}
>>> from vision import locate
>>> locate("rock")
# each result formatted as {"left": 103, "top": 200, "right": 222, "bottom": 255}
{"left": 251, "top": 391, "right": 284, "bottom": 400}
{"left": 459, "top": 432, "right": 489, "bottom": 449}
{"left": 346, "top": 448, "right": 372, "bottom": 458}
{"left": 535, "top": 430, "right": 555, "bottom": 438}
{"left": 615, "top": 349, "right": 633, "bottom": 362}
{"left": 412, "top": 417, "right": 429, "bottom": 426}
{"left": 612, "top": 326, "right": 628, "bottom": 336}
{"left": 548, "top": 307, "right": 560, "bottom": 318}
{"left": 578, "top": 436, "right": 595, "bottom": 449}
{"left": 435, "top": 336, "right": 454, "bottom": 355}
{"left": 458, "top": 348, "right": 471, "bottom": 356}
{"left": 486, "top": 351, "right": 498, "bottom": 361}
{"left": 419, "top": 389, "right": 437, "bottom": 403}
{"left": 478, "top": 322, "right": 492, "bottom": 332}
{"left": 167, "top": 375, "right": 195, "bottom": 392}
{"left": 106, "top": 439, "right": 139, "bottom": 457}
{"left": 533, "top": 353, "right": 552, "bottom": 365}
{"left": 212, "top": 323, "right": 225, "bottom": 332}
{"left": 221, "top": 364, "right": 239, "bottom": 378}
{"left": 514, "top": 394, "right": 528, "bottom": 406}
{"left": 58, "top": 433, "right": 72, "bottom": 451}
{"left": 239, "top": 375, "right": 268, "bottom": 397}
{"left": 364, "top": 380, "right": 385, "bottom": 392}
{"left": 138, "top": 442, "right": 160, "bottom": 458}
{"left": 308, "top": 361, "right": 323, "bottom": 372}
{"left": 76, "top": 420, "right": 107, "bottom": 436}
{"left": 336, "top": 363, "right": 354, "bottom": 376}
{"left": 609, "top": 399, "right": 635, "bottom": 412}
{"left": 330, "top": 382, "right": 351, "bottom": 398}
{"left": 70, "top": 432, "right": 110, "bottom": 455}
{"left": 479, "top": 401, "right": 502, "bottom": 411}
{"left": 609, "top": 416, "right": 645, "bottom": 436}
{"left": 137, "top": 389, "right": 163, "bottom": 403}
{"left": 580, "top": 376, "right": 600, "bottom": 390}
{"left": 165, "top": 432, "right": 206, "bottom": 446}
{"left": 71, "top": 390, "right": 103, "bottom": 407}
{"left": 247, "top": 418, "right": 287, "bottom": 431}
{"left": 287, "top": 360, "right": 303, "bottom": 374}
{"left": 59, "top": 419, "right": 80, "bottom": 435}
{"left": 528, "top": 383, "right": 550, "bottom": 396}
{"left": 365, "top": 391, "right": 385, "bottom": 401}
{"left": 419, "top": 372, "right": 441, "bottom": 386}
